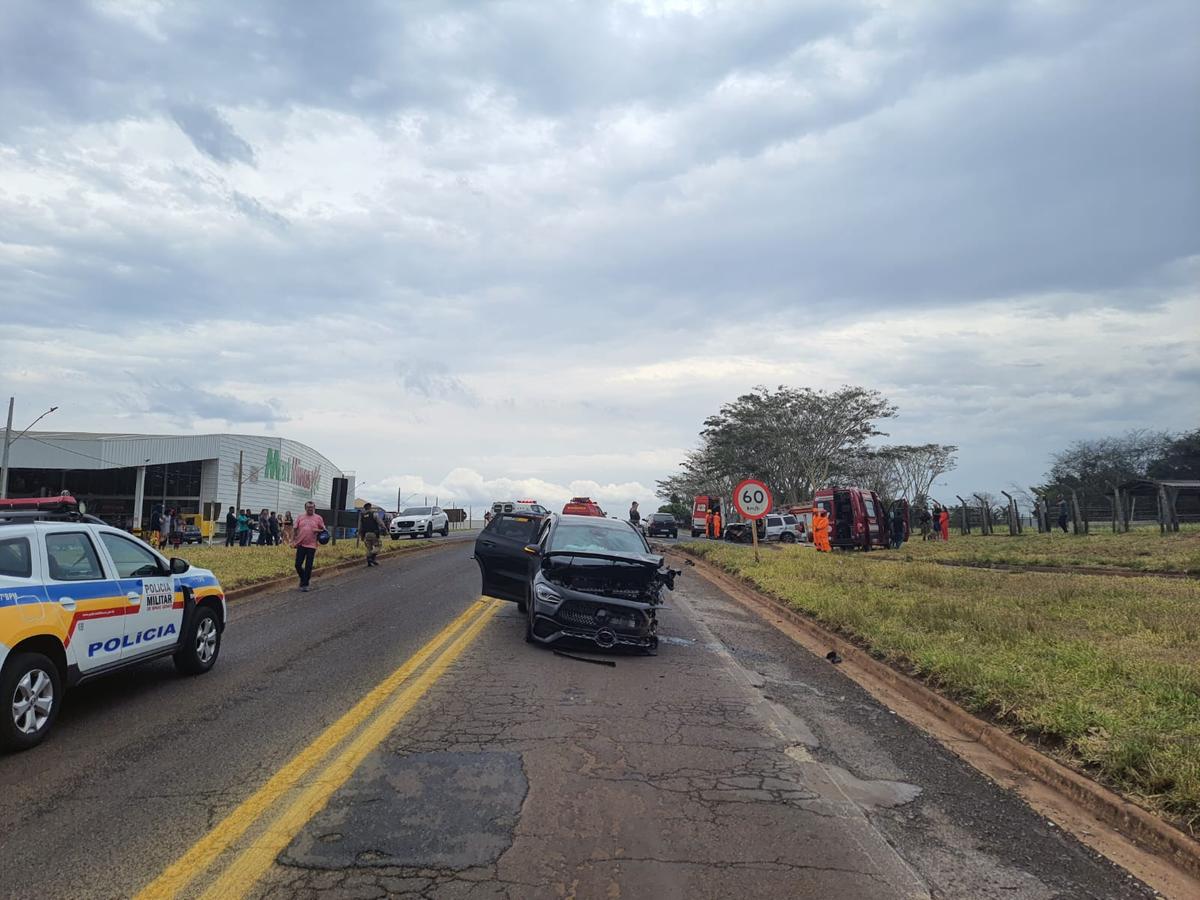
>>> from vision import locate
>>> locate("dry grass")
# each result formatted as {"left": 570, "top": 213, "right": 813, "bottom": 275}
{"left": 688, "top": 541, "right": 1200, "bottom": 832}
{"left": 889, "top": 524, "right": 1200, "bottom": 574}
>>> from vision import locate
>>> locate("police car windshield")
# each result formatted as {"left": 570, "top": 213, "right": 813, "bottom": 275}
{"left": 400, "top": 507, "right": 433, "bottom": 515}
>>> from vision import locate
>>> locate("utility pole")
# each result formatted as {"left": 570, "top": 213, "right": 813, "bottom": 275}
{"left": 235, "top": 450, "right": 244, "bottom": 512}
{"left": 0, "top": 397, "right": 13, "bottom": 500}
{"left": 1, "top": 397, "right": 58, "bottom": 500}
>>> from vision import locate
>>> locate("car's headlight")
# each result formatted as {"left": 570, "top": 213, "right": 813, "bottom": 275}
{"left": 534, "top": 583, "right": 562, "bottom": 605}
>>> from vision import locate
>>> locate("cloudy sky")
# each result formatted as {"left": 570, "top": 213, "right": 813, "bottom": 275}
{"left": 1, "top": 0, "right": 1197, "bottom": 512}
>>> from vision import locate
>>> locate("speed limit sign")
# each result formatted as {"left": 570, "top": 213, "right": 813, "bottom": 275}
{"left": 733, "top": 479, "right": 773, "bottom": 520}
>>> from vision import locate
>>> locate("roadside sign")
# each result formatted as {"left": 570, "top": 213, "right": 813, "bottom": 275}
{"left": 733, "top": 479, "right": 772, "bottom": 520}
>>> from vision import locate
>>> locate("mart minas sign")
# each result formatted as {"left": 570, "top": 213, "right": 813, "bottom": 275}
{"left": 264, "top": 448, "right": 322, "bottom": 496}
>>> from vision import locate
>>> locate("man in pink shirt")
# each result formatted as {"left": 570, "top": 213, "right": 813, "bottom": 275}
{"left": 292, "top": 500, "right": 326, "bottom": 592}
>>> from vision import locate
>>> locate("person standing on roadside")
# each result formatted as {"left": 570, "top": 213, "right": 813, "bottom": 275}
{"left": 812, "top": 508, "right": 831, "bottom": 552}
{"left": 360, "top": 502, "right": 382, "bottom": 567}
{"left": 890, "top": 504, "right": 906, "bottom": 549}
{"left": 236, "top": 508, "right": 250, "bottom": 546}
{"left": 282, "top": 510, "right": 294, "bottom": 544}
{"left": 292, "top": 500, "right": 326, "bottom": 591}
{"left": 939, "top": 506, "right": 950, "bottom": 541}
{"left": 225, "top": 506, "right": 237, "bottom": 547}
{"left": 269, "top": 510, "right": 280, "bottom": 545}
{"left": 628, "top": 501, "right": 640, "bottom": 527}
{"left": 256, "top": 508, "right": 270, "bottom": 546}
{"left": 1057, "top": 496, "right": 1069, "bottom": 533}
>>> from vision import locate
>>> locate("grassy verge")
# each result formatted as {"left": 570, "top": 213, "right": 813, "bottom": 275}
{"left": 886, "top": 525, "right": 1200, "bottom": 575}
{"left": 172, "top": 539, "right": 436, "bottom": 590}
{"left": 687, "top": 541, "right": 1200, "bottom": 832}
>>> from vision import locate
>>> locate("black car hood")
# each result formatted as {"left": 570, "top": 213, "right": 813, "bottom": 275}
{"left": 541, "top": 550, "right": 677, "bottom": 603}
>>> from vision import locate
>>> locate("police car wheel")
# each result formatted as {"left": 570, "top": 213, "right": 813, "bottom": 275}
{"left": 174, "top": 607, "right": 221, "bottom": 676}
{"left": 2, "top": 652, "right": 61, "bottom": 752}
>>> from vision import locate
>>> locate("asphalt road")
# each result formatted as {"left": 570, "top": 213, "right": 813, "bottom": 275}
{"left": 0, "top": 539, "right": 481, "bottom": 899}
{"left": 0, "top": 539, "right": 1153, "bottom": 899}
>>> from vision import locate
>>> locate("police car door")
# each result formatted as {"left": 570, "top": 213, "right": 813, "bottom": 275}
{"left": 97, "top": 531, "right": 180, "bottom": 660}
{"left": 42, "top": 529, "right": 128, "bottom": 674}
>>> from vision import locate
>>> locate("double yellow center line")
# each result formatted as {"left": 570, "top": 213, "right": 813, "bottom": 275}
{"left": 136, "top": 596, "right": 500, "bottom": 900}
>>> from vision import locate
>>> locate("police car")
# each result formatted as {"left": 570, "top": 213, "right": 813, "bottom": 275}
{"left": 0, "top": 496, "right": 227, "bottom": 751}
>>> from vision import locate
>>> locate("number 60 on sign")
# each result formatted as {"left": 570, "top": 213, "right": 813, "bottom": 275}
{"left": 733, "top": 479, "right": 772, "bottom": 520}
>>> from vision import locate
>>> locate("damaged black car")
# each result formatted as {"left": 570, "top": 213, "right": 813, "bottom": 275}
{"left": 474, "top": 513, "right": 678, "bottom": 651}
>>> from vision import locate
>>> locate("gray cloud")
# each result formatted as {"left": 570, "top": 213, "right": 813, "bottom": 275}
{"left": 142, "top": 382, "right": 285, "bottom": 427}
{"left": 171, "top": 103, "right": 256, "bottom": 165}
{"left": 0, "top": 0, "right": 1196, "bottom": 502}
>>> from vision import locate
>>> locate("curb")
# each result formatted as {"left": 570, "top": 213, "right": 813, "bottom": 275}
{"left": 675, "top": 548, "right": 1200, "bottom": 888}
{"left": 222, "top": 536, "right": 471, "bottom": 604}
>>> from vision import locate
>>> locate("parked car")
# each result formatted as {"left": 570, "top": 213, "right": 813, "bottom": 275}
{"left": 561, "top": 497, "right": 605, "bottom": 517}
{"left": 645, "top": 512, "right": 678, "bottom": 538}
{"left": 0, "top": 496, "right": 227, "bottom": 751}
{"left": 181, "top": 523, "right": 203, "bottom": 544}
{"left": 475, "top": 513, "right": 679, "bottom": 651}
{"left": 812, "top": 487, "right": 889, "bottom": 550}
{"left": 762, "top": 513, "right": 801, "bottom": 543}
{"left": 389, "top": 506, "right": 450, "bottom": 539}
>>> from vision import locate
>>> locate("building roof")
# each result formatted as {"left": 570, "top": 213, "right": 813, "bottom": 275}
{"left": 1118, "top": 478, "right": 1200, "bottom": 491}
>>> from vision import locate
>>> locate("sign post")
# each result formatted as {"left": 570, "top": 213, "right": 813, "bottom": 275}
{"left": 733, "top": 478, "right": 773, "bottom": 563}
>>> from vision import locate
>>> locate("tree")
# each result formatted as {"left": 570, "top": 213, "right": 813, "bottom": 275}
{"left": 664, "top": 385, "right": 897, "bottom": 506}
{"left": 657, "top": 494, "right": 692, "bottom": 522}
{"left": 1045, "top": 430, "right": 1171, "bottom": 497}
{"left": 1147, "top": 428, "right": 1200, "bottom": 480}
{"left": 887, "top": 444, "right": 958, "bottom": 506}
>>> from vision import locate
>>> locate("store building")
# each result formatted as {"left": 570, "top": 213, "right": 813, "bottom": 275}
{"left": 1, "top": 432, "right": 348, "bottom": 531}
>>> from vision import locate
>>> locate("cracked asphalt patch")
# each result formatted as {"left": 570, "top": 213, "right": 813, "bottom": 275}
{"left": 283, "top": 751, "right": 526, "bottom": 871}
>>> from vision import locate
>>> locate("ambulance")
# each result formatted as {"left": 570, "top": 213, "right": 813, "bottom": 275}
{"left": 0, "top": 496, "right": 227, "bottom": 751}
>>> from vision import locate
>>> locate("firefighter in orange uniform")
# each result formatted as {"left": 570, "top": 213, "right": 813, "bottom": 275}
{"left": 813, "top": 508, "right": 831, "bottom": 552}
{"left": 712, "top": 503, "right": 722, "bottom": 540}
{"left": 705, "top": 508, "right": 715, "bottom": 538}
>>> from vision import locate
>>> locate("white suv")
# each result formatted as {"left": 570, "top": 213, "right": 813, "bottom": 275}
{"left": 389, "top": 506, "right": 450, "bottom": 540}
{"left": 762, "top": 514, "right": 802, "bottom": 543}
{"left": 0, "top": 506, "right": 227, "bottom": 751}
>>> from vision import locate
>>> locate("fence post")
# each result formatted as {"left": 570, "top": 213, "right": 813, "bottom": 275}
{"left": 973, "top": 494, "right": 990, "bottom": 535}
{"left": 956, "top": 495, "right": 970, "bottom": 535}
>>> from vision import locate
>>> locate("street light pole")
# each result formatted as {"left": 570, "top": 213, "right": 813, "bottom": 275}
{"left": 0, "top": 398, "right": 59, "bottom": 499}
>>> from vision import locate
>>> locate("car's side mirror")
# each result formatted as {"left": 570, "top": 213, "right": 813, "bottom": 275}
{"left": 522, "top": 544, "right": 538, "bottom": 555}
{"left": 170, "top": 557, "right": 190, "bottom": 574}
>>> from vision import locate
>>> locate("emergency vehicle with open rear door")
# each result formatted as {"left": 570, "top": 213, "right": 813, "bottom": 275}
{"left": 812, "top": 487, "right": 889, "bottom": 551}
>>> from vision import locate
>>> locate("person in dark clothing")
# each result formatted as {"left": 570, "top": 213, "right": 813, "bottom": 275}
{"left": 360, "top": 502, "right": 383, "bottom": 566}
{"left": 225, "top": 506, "right": 237, "bottom": 547}
{"left": 1057, "top": 496, "right": 1070, "bottom": 533}
{"left": 269, "top": 511, "right": 280, "bottom": 545}
{"left": 919, "top": 508, "right": 932, "bottom": 540}
{"left": 628, "top": 501, "right": 641, "bottom": 527}
{"left": 257, "top": 508, "right": 271, "bottom": 545}
{"left": 890, "top": 505, "right": 906, "bottom": 549}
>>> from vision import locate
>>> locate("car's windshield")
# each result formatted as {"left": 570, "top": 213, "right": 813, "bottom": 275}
{"left": 551, "top": 521, "right": 648, "bottom": 555}
{"left": 400, "top": 507, "right": 433, "bottom": 515}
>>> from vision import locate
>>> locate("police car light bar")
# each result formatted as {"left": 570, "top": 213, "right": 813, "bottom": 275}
{"left": 0, "top": 494, "right": 81, "bottom": 511}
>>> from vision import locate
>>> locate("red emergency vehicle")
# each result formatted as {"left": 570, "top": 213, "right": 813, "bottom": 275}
{"left": 562, "top": 497, "right": 605, "bottom": 516}
{"left": 812, "top": 487, "right": 888, "bottom": 550}
{"left": 691, "top": 495, "right": 722, "bottom": 537}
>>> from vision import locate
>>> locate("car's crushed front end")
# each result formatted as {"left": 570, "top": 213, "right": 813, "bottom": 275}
{"left": 528, "top": 551, "right": 678, "bottom": 651}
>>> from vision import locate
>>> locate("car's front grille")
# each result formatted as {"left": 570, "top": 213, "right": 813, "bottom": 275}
{"left": 396, "top": 521, "right": 414, "bottom": 528}
{"left": 557, "top": 599, "right": 644, "bottom": 632}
